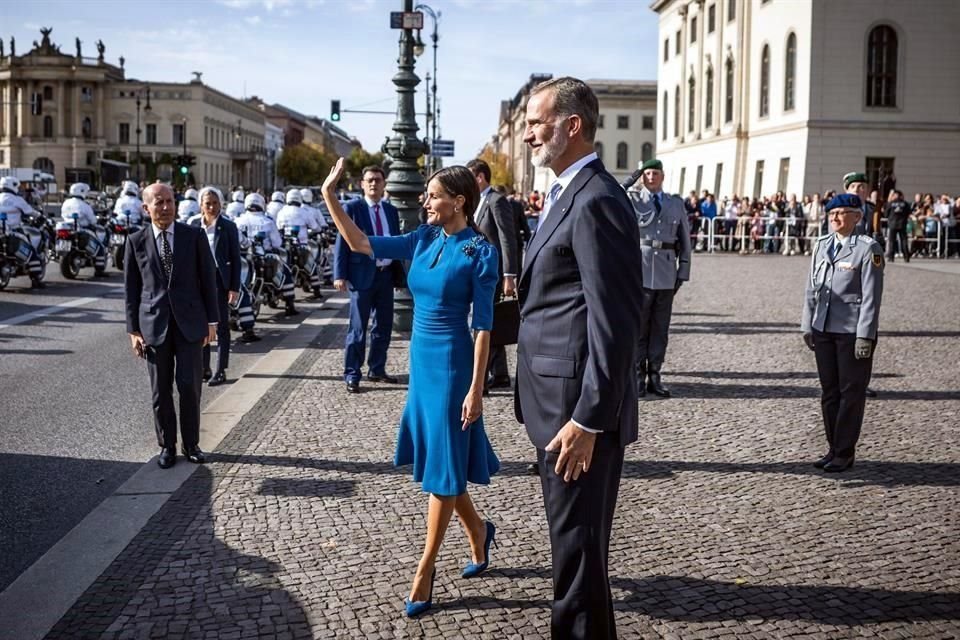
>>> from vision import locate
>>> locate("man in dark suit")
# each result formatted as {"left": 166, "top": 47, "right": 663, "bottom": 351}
{"left": 466, "top": 159, "right": 520, "bottom": 391}
{"left": 515, "top": 77, "right": 643, "bottom": 639}
{"left": 125, "top": 183, "right": 219, "bottom": 469}
{"left": 188, "top": 187, "right": 242, "bottom": 386}
{"left": 333, "top": 165, "right": 401, "bottom": 393}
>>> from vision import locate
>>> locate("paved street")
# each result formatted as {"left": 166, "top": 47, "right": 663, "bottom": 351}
{"left": 10, "top": 255, "right": 960, "bottom": 639}
{"left": 0, "top": 268, "right": 327, "bottom": 592}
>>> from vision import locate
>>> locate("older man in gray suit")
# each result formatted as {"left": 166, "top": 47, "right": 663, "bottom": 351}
{"left": 625, "top": 158, "right": 692, "bottom": 398}
{"left": 802, "top": 193, "right": 884, "bottom": 473}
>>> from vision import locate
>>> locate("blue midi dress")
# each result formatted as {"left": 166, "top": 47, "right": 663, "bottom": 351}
{"left": 368, "top": 224, "right": 501, "bottom": 496}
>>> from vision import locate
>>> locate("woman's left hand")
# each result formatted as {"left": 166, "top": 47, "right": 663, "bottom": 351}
{"left": 461, "top": 388, "right": 483, "bottom": 430}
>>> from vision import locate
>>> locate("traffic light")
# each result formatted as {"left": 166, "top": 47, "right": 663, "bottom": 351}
{"left": 330, "top": 100, "right": 341, "bottom": 122}
{"left": 179, "top": 165, "right": 188, "bottom": 176}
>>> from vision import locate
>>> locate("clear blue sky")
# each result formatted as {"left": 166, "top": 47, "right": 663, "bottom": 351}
{"left": 9, "top": 0, "right": 659, "bottom": 165}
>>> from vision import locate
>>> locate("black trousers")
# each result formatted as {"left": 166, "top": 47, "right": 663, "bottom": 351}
{"left": 885, "top": 227, "right": 910, "bottom": 262}
{"left": 538, "top": 435, "right": 624, "bottom": 640}
{"left": 203, "top": 284, "right": 231, "bottom": 373}
{"left": 813, "top": 331, "right": 873, "bottom": 458}
{"left": 637, "top": 287, "right": 675, "bottom": 366}
{"left": 147, "top": 315, "right": 203, "bottom": 449}
{"left": 486, "top": 345, "right": 510, "bottom": 380}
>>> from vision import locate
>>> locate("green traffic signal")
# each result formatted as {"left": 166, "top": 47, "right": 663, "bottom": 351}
{"left": 180, "top": 166, "right": 188, "bottom": 175}
{"left": 331, "top": 99, "right": 341, "bottom": 121}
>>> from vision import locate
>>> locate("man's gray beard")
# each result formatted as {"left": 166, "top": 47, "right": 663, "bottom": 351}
{"left": 530, "top": 127, "right": 567, "bottom": 168}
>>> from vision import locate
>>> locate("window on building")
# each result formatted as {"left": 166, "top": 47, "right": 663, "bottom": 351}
{"left": 714, "top": 163, "right": 723, "bottom": 197}
{"left": 204, "top": 126, "right": 209, "bottom": 147}
{"left": 642, "top": 115, "right": 655, "bottom": 130}
{"left": 688, "top": 77, "right": 696, "bottom": 133}
{"left": 761, "top": 0, "right": 771, "bottom": 4}
{"left": 759, "top": 44, "right": 770, "bottom": 117}
{"left": 777, "top": 157, "right": 790, "bottom": 192}
{"left": 81, "top": 117, "right": 92, "bottom": 139}
{"left": 616, "top": 115, "right": 629, "bottom": 130}
{"left": 662, "top": 91, "right": 668, "bottom": 141}
{"left": 594, "top": 141, "right": 604, "bottom": 163}
{"left": 695, "top": 165, "right": 703, "bottom": 192}
{"left": 728, "top": 0, "right": 736, "bottom": 21}
{"left": 866, "top": 25, "right": 898, "bottom": 108}
{"left": 664, "top": 38, "right": 669, "bottom": 62}
{"left": 81, "top": 86, "right": 93, "bottom": 103}
{"left": 173, "top": 123, "right": 185, "bottom": 147}
{"left": 675, "top": 30, "right": 681, "bottom": 54}
{"left": 598, "top": 114, "right": 605, "bottom": 129}
{"left": 708, "top": 4, "right": 716, "bottom": 33}
{"left": 679, "top": 167, "right": 686, "bottom": 194}
{"left": 119, "top": 122, "right": 130, "bottom": 144}
{"left": 642, "top": 142, "right": 653, "bottom": 163}
{"left": 146, "top": 123, "right": 157, "bottom": 145}
{"left": 0, "top": 150, "right": 5, "bottom": 164}
{"left": 753, "top": 160, "right": 765, "bottom": 199}
{"left": 866, "top": 157, "right": 895, "bottom": 191}
{"left": 784, "top": 32, "right": 797, "bottom": 111}
{"left": 725, "top": 57, "right": 734, "bottom": 123}
{"left": 33, "top": 157, "right": 55, "bottom": 174}
{"left": 616, "top": 142, "right": 628, "bottom": 170}
{"left": 43, "top": 116, "right": 54, "bottom": 139}
{"left": 705, "top": 66, "right": 714, "bottom": 129}
{"left": 86, "top": 151, "right": 97, "bottom": 166}
{"left": 43, "top": 85, "right": 54, "bottom": 101}
{"left": 674, "top": 86, "right": 680, "bottom": 137}
{"left": 690, "top": 17, "right": 698, "bottom": 43}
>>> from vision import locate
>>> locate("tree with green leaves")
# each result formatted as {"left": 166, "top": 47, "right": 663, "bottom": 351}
{"left": 277, "top": 144, "right": 335, "bottom": 186}
{"left": 344, "top": 147, "right": 386, "bottom": 181}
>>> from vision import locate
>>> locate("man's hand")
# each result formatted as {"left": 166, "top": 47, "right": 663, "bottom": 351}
{"left": 545, "top": 420, "right": 597, "bottom": 483}
{"left": 503, "top": 275, "right": 517, "bottom": 298}
{"left": 855, "top": 337, "right": 873, "bottom": 360}
{"left": 228, "top": 290, "right": 239, "bottom": 306}
{"left": 334, "top": 279, "right": 348, "bottom": 292}
{"left": 803, "top": 332, "right": 816, "bottom": 351}
{"left": 674, "top": 279, "right": 684, "bottom": 294}
{"left": 129, "top": 332, "right": 146, "bottom": 359}
{"left": 204, "top": 324, "right": 217, "bottom": 346}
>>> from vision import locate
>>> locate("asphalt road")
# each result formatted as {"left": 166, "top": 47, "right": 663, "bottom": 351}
{"left": 0, "top": 265, "right": 327, "bottom": 592}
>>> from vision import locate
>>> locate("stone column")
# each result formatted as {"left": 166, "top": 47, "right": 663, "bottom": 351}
{"left": 18, "top": 83, "right": 29, "bottom": 138}
{"left": 694, "top": 0, "right": 705, "bottom": 140}
{"left": 0, "top": 82, "right": 7, "bottom": 140}
{"left": 679, "top": 4, "right": 688, "bottom": 143}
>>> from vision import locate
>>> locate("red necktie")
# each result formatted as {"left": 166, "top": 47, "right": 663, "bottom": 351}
{"left": 373, "top": 203, "right": 384, "bottom": 236}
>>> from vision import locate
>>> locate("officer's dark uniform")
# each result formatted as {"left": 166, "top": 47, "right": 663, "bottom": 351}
{"left": 801, "top": 194, "right": 884, "bottom": 472}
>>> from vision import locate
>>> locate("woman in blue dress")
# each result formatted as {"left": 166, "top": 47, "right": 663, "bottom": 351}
{"left": 321, "top": 159, "right": 501, "bottom": 617}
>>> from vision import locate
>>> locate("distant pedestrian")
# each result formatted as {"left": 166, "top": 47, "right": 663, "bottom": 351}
{"left": 884, "top": 190, "right": 911, "bottom": 263}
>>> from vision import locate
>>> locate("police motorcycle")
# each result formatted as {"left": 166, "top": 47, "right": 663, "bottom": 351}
{"left": 54, "top": 184, "right": 109, "bottom": 279}
{"left": 244, "top": 230, "right": 287, "bottom": 310}
{"left": 318, "top": 226, "right": 337, "bottom": 285}
{"left": 281, "top": 224, "right": 321, "bottom": 294}
{"left": 229, "top": 252, "right": 261, "bottom": 331}
{"left": 109, "top": 207, "right": 143, "bottom": 271}
{"left": 0, "top": 210, "right": 49, "bottom": 290}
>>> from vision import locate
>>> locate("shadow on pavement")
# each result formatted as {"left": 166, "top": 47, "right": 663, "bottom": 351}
{"left": 662, "top": 382, "right": 960, "bottom": 401}
{"left": 668, "top": 370, "right": 903, "bottom": 380}
{"left": 258, "top": 477, "right": 357, "bottom": 498}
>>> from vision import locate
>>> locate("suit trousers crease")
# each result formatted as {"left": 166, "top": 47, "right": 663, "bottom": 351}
{"left": 637, "top": 287, "right": 675, "bottom": 365}
{"left": 538, "top": 435, "right": 624, "bottom": 640}
{"left": 203, "top": 283, "right": 231, "bottom": 373}
{"left": 812, "top": 331, "right": 873, "bottom": 458}
{"left": 344, "top": 269, "right": 394, "bottom": 381}
{"left": 147, "top": 314, "right": 203, "bottom": 449}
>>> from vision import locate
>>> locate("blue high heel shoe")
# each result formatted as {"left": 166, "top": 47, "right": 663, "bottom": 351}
{"left": 404, "top": 568, "right": 436, "bottom": 618}
{"left": 462, "top": 521, "right": 497, "bottom": 578}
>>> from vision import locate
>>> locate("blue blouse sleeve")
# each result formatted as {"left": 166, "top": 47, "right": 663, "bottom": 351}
{"left": 471, "top": 241, "right": 500, "bottom": 331}
{"left": 368, "top": 224, "right": 429, "bottom": 262}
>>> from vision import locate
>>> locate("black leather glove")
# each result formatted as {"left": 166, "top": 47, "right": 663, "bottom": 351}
{"left": 803, "top": 332, "right": 815, "bottom": 351}
{"left": 674, "top": 279, "right": 684, "bottom": 294}
{"left": 855, "top": 338, "right": 874, "bottom": 360}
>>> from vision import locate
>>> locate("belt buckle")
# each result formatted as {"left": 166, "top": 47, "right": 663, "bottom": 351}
{"left": 651, "top": 240, "right": 663, "bottom": 249}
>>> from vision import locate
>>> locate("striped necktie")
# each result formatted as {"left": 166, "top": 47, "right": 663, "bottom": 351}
{"left": 539, "top": 182, "right": 562, "bottom": 226}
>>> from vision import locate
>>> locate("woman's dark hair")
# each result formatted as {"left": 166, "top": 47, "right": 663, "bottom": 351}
{"left": 428, "top": 165, "right": 483, "bottom": 236}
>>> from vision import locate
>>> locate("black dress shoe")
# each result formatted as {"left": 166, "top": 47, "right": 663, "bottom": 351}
{"left": 823, "top": 456, "right": 854, "bottom": 473}
{"left": 865, "top": 387, "right": 878, "bottom": 398}
{"left": 203, "top": 368, "right": 213, "bottom": 382}
{"left": 182, "top": 445, "right": 206, "bottom": 464}
{"left": 526, "top": 463, "right": 540, "bottom": 476}
{"left": 813, "top": 453, "right": 834, "bottom": 469}
{"left": 310, "top": 289, "right": 324, "bottom": 300}
{"left": 158, "top": 447, "right": 176, "bottom": 469}
{"left": 208, "top": 370, "right": 227, "bottom": 386}
{"left": 346, "top": 380, "right": 360, "bottom": 393}
{"left": 368, "top": 373, "right": 399, "bottom": 384}
{"left": 284, "top": 306, "right": 300, "bottom": 317}
{"left": 238, "top": 330, "right": 261, "bottom": 343}
{"left": 647, "top": 373, "right": 672, "bottom": 398}
{"left": 487, "top": 376, "right": 511, "bottom": 389}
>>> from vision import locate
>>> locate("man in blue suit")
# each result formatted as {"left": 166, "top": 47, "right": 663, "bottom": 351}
{"left": 333, "top": 165, "right": 401, "bottom": 393}
{"left": 515, "top": 77, "right": 643, "bottom": 639}
{"left": 125, "top": 183, "right": 219, "bottom": 469}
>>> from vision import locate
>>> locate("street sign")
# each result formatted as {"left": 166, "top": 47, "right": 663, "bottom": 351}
{"left": 432, "top": 139, "right": 455, "bottom": 157}
{"left": 390, "top": 11, "right": 424, "bottom": 30}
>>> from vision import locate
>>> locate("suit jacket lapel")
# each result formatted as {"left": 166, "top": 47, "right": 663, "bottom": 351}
{"left": 213, "top": 217, "right": 223, "bottom": 255}
{"left": 143, "top": 225, "right": 165, "bottom": 283}
{"left": 170, "top": 222, "right": 185, "bottom": 282}
{"left": 475, "top": 193, "right": 490, "bottom": 227}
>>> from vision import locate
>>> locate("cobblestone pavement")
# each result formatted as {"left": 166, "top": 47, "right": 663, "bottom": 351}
{"left": 46, "top": 256, "right": 960, "bottom": 639}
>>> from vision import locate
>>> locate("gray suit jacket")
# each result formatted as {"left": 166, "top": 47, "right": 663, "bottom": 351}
{"left": 801, "top": 232, "right": 884, "bottom": 339}
{"left": 476, "top": 189, "right": 519, "bottom": 291}
{"left": 628, "top": 188, "right": 692, "bottom": 289}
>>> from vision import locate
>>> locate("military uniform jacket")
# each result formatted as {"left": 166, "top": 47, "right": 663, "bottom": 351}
{"left": 628, "top": 187, "right": 692, "bottom": 289}
{"left": 801, "top": 232, "right": 884, "bottom": 339}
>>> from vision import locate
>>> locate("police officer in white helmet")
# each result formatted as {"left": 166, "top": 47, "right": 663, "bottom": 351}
{"left": 299, "top": 188, "right": 328, "bottom": 230}
{"left": 113, "top": 181, "right": 144, "bottom": 224}
{"left": 177, "top": 188, "right": 200, "bottom": 222}
{"left": 0, "top": 175, "right": 46, "bottom": 288}
{"left": 235, "top": 193, "right": 299, "bottom": 316}
{"left": 224, "top": 189, "right": 245, "bottom": 220}
{"left": 266, "top": 191, "right": 285, "bottom": 220}
{"left": 61, "top": 182, "right": 108, "bottom": 274}
{"left": 277, "top": 188, "right": 324, "bottom": 299}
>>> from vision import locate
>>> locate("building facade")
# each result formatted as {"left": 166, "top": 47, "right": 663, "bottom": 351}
{"left": 652, "top": 0, "right": 960, "bottom": 198}
{"left": 492, "top": 74, "right": 657, "bottom": 194}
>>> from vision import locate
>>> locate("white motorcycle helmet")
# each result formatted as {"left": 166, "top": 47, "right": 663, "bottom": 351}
{"left": 69, "top": 182, "right": 91, "bottom": 198}
{"left": 299, "top": 188, "right": 313, "bottom": 204}
{"left": 244, "top": 193, "right": 266, "bottom": 212}
{"left": 232, "top": 189, "right": 245, "bottom": 203}
{"left": 0, "top": 176, "right": 20, "bottom": 192}
{"left": 270, "top": 191, "right": 285, "bottom": 203}
{"left": 184, "top": 188, "right": 199, "bottom": 201}
{"left": 121, "top": 180, "right": 139, "bottom": 197}
{"left": 285, "top": 189, "right": 303, "bottom": 205}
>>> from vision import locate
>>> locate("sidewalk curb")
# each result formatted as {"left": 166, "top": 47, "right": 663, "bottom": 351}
{"left": 0, "top": 296, "right": 350, "bottom": 640}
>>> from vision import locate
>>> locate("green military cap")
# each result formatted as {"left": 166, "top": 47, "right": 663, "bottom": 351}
{"left": 843, "top": 172, "right": 868, "bottom": 188}
{"left": 641, "top": 158, "right": 663, "bottom": 172}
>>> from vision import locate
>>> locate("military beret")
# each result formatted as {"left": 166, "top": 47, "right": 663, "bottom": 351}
{"left": 843, "top": 172, "right": 868, "bottom": 188}
{"left": 825, "top": 193, "right": 862, "bottom": 212}
{"left": 641, "top": 159, "right": 663, "bottom": 172}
